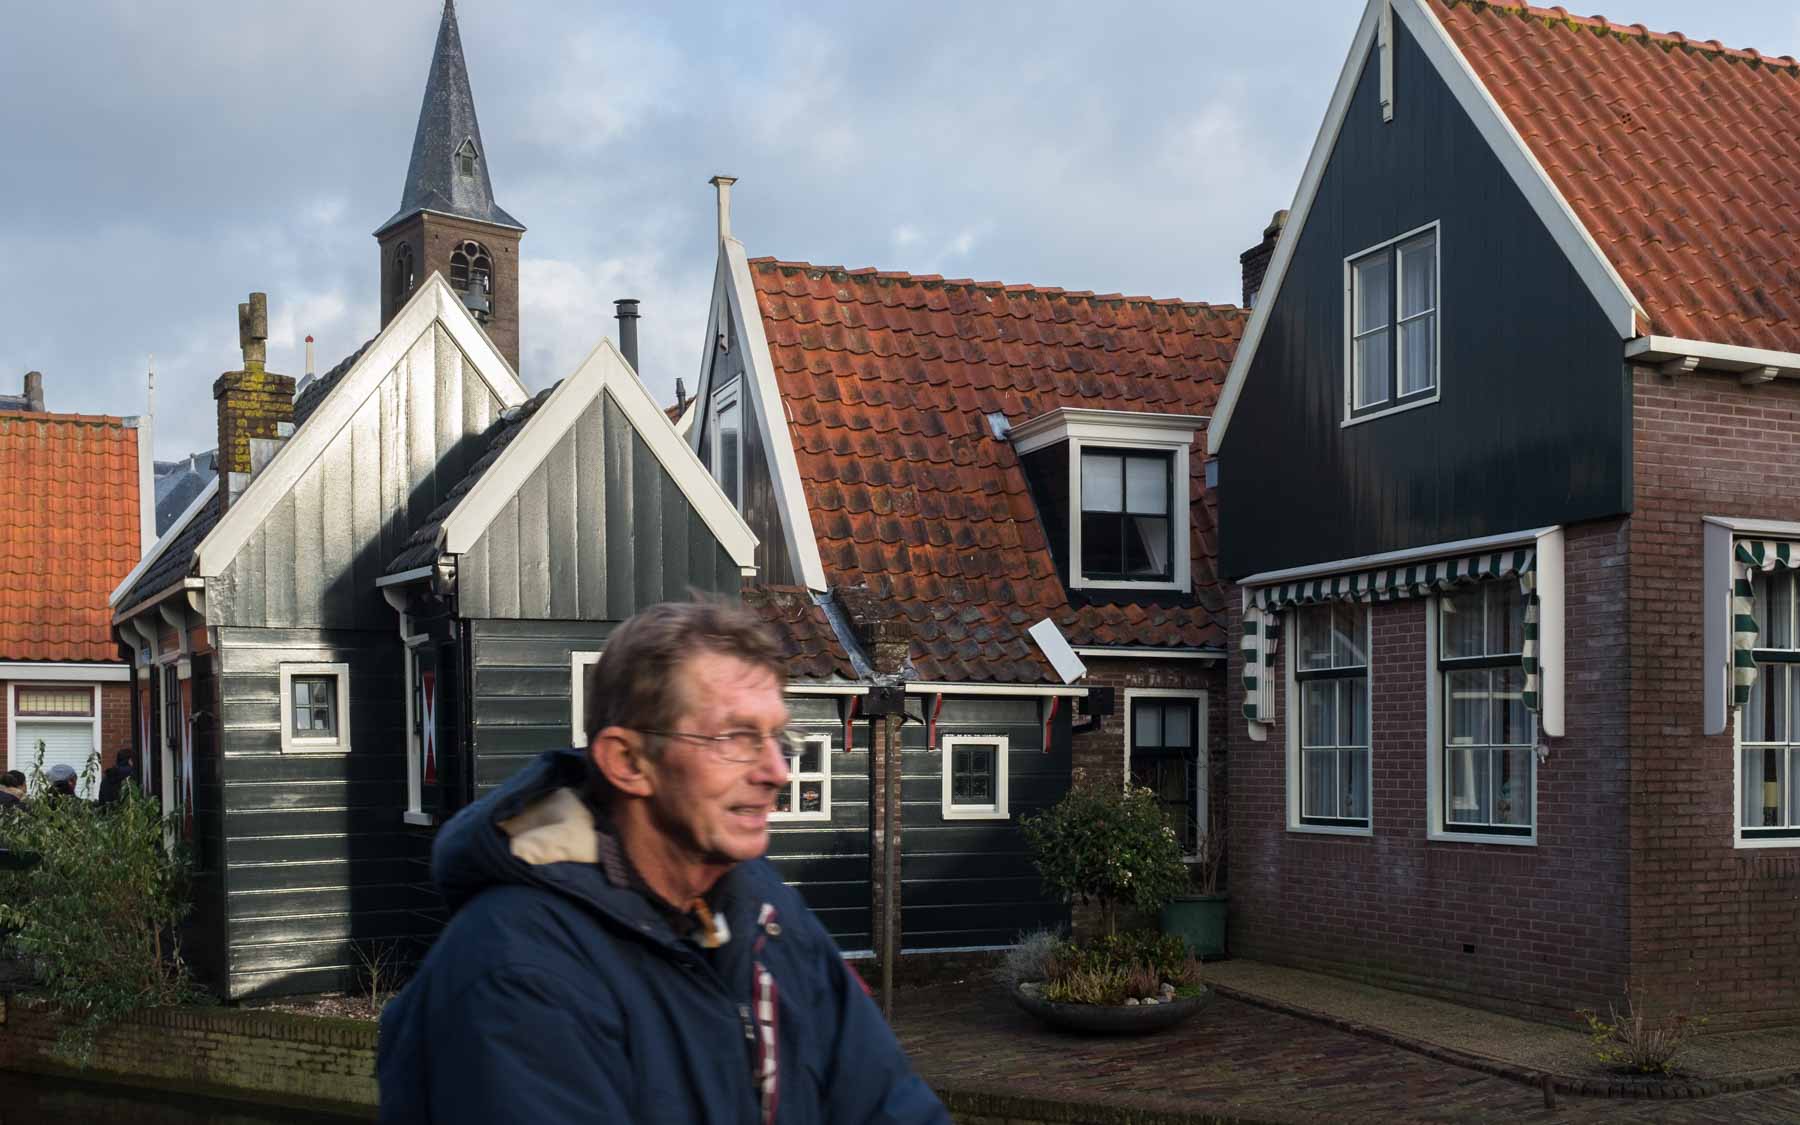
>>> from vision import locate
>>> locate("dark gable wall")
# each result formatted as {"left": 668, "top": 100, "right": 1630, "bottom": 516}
{"left": 1217, "top": 16, "right": 1629, "bottom": 579}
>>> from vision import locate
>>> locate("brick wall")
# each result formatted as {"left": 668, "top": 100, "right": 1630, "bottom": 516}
{"left": 381, "top": 212, "right": 522, "bottom": 373}
{"left": 0, "top": 998, "right": 376, "bottom": 1111}
{"left": 1225, "top": 519, "right": 1630, "bottom": 1021}
{"left": 1629, "top": 364, "right": 1800, "bottom": 1028}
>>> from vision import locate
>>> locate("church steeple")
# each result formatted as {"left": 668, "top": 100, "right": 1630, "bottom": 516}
{"left": 375, "top": 0, "right": 525, "bottom": 370}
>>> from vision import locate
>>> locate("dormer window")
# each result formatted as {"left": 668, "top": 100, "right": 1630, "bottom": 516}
{"left": 1079, "top": 449, "right": 1172, "bottom": 581}
{"left": 455, "top": 138, "right": 479, "bottom": 177}
{"left": 1011, "top": 408, "right": 1202, "bottom": 593}
{"left": 709, "top": 377, "right": 743, "bottom": 506}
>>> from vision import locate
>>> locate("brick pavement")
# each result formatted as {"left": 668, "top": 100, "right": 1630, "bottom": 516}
{"left": 891, "top": 984, "right": 1800, "bottom": 1124}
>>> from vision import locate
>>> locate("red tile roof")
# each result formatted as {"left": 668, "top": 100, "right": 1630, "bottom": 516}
{"left": 741, "top": 585, "right": 857, "bottom": 681}
{"left": 750, "top": 258, "right": 1245, "bottom": 682}
{"left": 0, "top": 412, "right": 141, "bottom": 663}
{"left": 1433, "top": 0, "right": 1800, "bottom": 350}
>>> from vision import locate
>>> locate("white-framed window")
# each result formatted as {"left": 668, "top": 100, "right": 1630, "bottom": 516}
{"left": 7, "top": 683, "right": 101, "bottom": 798}
{"left": 279, "top": 663, "right": 350, "bottom": 754}
{"left": 1346, "top": 223, "right": 1439, "bottom": 424}
{"left": 1740, "top": 571, "right": 1800, "bottom": 842}
{"left": 941, "top": 733, "right": 1010, "bottom": 820}
{"left": 1008, "top": 409, "right": 1200, "bottom": 594}
{"left": 709, "top": 377, "right": 743, "bottom": 507}
{"left": 773, "top": 733, "right": 832, "bottom": 822}
{"left": 1287, "top": 604, "right": 1372, "bottom": 832}
{"left": 1079, "top": 449, "right": 1174, "bottom": 583}
{"left": 1125, "top": 689, "right": 1207, "bottom": 857}
{"left": 1429, "top": 585, "right": 1535, "bottom": 841}
{"left": 570, "top": 651, "right": 603, "bottom": 747}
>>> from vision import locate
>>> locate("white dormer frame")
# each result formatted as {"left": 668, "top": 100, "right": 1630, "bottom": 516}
{"left": 1011, "top": 408, "right": 1204, "bottom": 593}
{"left": 687, "top": 238, "right": 830, "bottom": 592}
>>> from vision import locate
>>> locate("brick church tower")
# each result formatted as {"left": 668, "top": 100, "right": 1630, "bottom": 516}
{"left": 375, "top": 0, "right": 525, "bottom": 371}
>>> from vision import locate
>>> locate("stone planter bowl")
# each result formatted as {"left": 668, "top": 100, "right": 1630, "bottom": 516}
{"left": 1012, "top": 986, "right": 1210, "bottom": 1035}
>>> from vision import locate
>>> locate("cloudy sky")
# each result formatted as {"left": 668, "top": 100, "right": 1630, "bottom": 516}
{"left": 4, "top": 1, "right": 1797, "bottom": 459}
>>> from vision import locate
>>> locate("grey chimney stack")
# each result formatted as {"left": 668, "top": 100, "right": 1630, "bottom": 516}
{"left": 615, "top": 299, "right": 641, "bottom": 375}
{"left": 23, "top": 371, "right": 44, "bottom": 412}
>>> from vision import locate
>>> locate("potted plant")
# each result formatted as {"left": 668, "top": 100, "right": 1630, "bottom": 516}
{"left": 1161, "top": 830, "right": 1227, "bottom": 960}
{"left": 1010, "top": 773, "right": 1207, "bottom": 1033}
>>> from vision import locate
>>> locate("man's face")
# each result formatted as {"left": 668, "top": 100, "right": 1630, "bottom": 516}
{"left": 645, "top": 651, "right": 790, "bottom": 868}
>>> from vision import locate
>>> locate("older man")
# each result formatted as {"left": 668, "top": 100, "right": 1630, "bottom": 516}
{"left": 378, "top": 600, "right": 947, "bottom": 1124}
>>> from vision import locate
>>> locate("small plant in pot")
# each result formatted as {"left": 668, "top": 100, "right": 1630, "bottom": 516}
{"left": 1011, "top": 774, "right": 1207, "bottom": 1033}
{"left": 1161, "top": 830, "right": 1227, "bottom": 960}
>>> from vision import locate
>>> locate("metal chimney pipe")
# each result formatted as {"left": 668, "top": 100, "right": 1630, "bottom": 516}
{"left": 614, "top": 298, "right": 641, "bottom": 375}
{"left": 305, "top": 335, "right": 315, "bottom": 378}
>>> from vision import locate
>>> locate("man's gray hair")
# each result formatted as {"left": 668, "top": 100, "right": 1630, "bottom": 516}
{"left": 583, "top": 599, "right": 787, "bottom": 751}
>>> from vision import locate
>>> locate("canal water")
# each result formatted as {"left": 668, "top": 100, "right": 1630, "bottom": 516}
{"left": 1, "top": 1071, "right": 369, "bottom": 1123}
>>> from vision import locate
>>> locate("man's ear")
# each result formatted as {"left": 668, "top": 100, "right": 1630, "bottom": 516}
{"left": 591, "top": 726, "right": 656, "bottom": 798}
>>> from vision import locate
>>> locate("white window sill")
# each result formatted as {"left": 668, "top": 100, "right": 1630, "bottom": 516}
{"left": 1287, "top": 823, "right": 1373, "bottom": 838}
{"left": 281, "top": 741, "right": 349, "bottom": 756}
{"left": 1072, "top": 578, "right": 1184, "bottom": 593}
{"left": 402, "top": 811, "right": 436, "bottom": 827}
{"left": 943, "top": 808, "right": 1009, "bottom": 821}
{"left": 1428, "top": 828, "right": 1536, "bottom": 848}
{"left": 770, "top": 811, "right": 832, "bottom": 824}
{"left": 1735, "top": 834, "right": 1800, "bottom": 850}
{"left": 1341, "top": 392, "right": 1439, "bottom": 429}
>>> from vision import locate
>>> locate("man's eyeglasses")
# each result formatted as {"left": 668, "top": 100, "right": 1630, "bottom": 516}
{"left": 635, "top": 728, "right": 803, "bottom": 765}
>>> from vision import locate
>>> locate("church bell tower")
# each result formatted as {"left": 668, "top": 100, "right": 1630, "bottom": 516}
{"left": 376, "top": 0, "right": 525, "bottom": 371}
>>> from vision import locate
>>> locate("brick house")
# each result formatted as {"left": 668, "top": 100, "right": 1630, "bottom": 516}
{"left": 682, "top": 180, "right": 1243, "bottom": 957}
{"left": 1211, "top": 0, "right": 1800, "bottom": 1027}
{"left": 0, "top": 372, "right": 149, "bottom": 793}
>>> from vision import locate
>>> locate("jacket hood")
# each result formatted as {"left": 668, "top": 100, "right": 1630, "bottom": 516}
{"left": 430, "top": 748, "right": 784, "bottom": 948}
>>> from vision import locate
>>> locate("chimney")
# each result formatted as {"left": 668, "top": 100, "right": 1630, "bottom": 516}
{"left": 1239, "top": 209, "right": 1288, "bottom": 310}
{"left": 674, "top": 378, "right": 688, "bottom": 415}
{"left": 614, "top": 298, "right": 641, "bottom": 375}
{"left": 213, "top": 292, "right": 295, "bottom": 513}
{"left": 305, "top": 335, "right": 315, "bottom": 378}
{"left": 709, "top": 174, "right": 737, "bottom": 241}
{"left": 23, "top": 371, "right": 44, "bottom": 412}
{"left": 833, "top": 585, "right": 912, "bottom": 676}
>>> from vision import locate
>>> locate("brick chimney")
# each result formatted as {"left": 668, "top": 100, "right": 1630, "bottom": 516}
{"left": 833, "top": 585, "right": 912, "bottom": 676}
{"left": 213, "top": 292, "right": 295, "bottom": 513}
{"left": 23, "top": 371, "right": 44, "bottom": 412}
{"left": 1239, "top": 209, "right": 1288, "bottom": 310}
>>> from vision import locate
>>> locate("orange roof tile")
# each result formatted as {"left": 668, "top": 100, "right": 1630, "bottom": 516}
{"left": 750, "top": 258, "right": 1245, "bottom": 682}
{"left": 0, "top": 411, "right": 141, "bottom": 663}
{"left": 1433, "top": 0, "right": 1800, "bottom": 350}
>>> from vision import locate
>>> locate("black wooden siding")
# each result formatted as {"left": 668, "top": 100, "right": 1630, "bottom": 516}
{"left": 467, "top": 619, "right": 614, "bottom": 798}
{"left": 901, "top": 697, "right": 1070, "bottom": 949}
{"left": 1216, "top": 16, "right": 1630, "bottom": 579}
{"left": 765, "top": 695, "right": 873, "bottom": 952}
{"left": 459, "top": 390, "right": 743, "bottom": 619}
{"left": 213, "top": 626, "right": 431, "bottom": 999}
{"left": 184, "top": 651, "right": 229, "bottom": 996}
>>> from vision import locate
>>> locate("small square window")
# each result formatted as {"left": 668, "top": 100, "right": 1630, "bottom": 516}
{"left": 772, "top": 734, "right": 832, "bottom": 823}
{"left": 279, "top": 663, "right": 350, "bottom": 753}
{"left": 942, "top": 734, "right": 1010, "bottom": 820}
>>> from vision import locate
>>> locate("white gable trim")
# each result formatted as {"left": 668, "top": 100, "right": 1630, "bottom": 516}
{"left": 708, "top": 240, "right": 829, "bottom": 591}
{"left": 195, "top": 274, "right": 529, "bottom": 578}
{"left": 109, "top": 476, "right": 218, "bottom": 607}
{"left": 440, "top": 337, "right": 757, "bottom": 567}
{"left": 1208, "top": 0, "right": 1643, "bottom": 457}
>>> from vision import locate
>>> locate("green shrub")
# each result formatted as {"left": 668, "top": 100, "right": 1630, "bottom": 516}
{"left": 0, "top": 745, "right": 200, "bottom": 1060}
{"left": 1028, "top": 928, "right": 1203, "bottom": 1005}
{"left": 1022, "top": 771, "right": 1189, "bottom": 937}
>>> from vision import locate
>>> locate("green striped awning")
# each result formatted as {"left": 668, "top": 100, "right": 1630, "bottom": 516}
{"left": 1242, "top": 548, "right": 1539, "bottom": 725}
{"left": 1732, "top": 540, "right": 1800, "bottom": 707}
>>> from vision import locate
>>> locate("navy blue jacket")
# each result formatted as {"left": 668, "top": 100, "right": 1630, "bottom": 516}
{"left": 377, "top": 750, "right": 948, "bottom": 1124}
